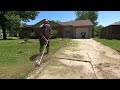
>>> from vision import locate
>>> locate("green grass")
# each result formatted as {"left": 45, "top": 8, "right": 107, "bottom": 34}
{"left": 0, "top": 38, "right": 71, "bottom": 79}
{"left": 95, "top": 38, "right": 120, "bottom": 52}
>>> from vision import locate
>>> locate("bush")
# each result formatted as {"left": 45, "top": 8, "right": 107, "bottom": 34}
{"left": 24, "top": 38, "right": 28, "bottom": 43}
{"left": 30, "top": 32, "right": 36, "bottom": 39}
{"left": 51, "top": 29, "right": 59, "bottom": 39}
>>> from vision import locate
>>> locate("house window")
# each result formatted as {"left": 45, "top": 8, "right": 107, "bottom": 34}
{"left": 65, "top": 26, "right": 70, "bottom": 31}
{"left": 64, "top": 26, "right": 71, "bottom": 33}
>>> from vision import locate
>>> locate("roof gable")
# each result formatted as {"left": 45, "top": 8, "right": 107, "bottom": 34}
{"left": 23, "top": 20, "right": 93, "bottom": 28}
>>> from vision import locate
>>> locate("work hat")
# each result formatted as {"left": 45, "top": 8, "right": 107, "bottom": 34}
{"left": 43, "top": 19, "right": 49, "bottom": 24}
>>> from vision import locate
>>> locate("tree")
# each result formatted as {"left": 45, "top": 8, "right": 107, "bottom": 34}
{"left": 5, "top": 12, "right": 21, "bottom": 37}
{"left": 14, "top": 11, "right": 39, "bottom": 22}
{"left": 75, "top": 11, "right": 98, "bottom": 37}
{"left": 22, "top": 23, "right": 27, "bottom": 27}
{"left": 0, "top": 11, "right": 39, "bottom": 39}
{"left": 52, "top": 20, "right": 61, "bottom": 23}
{"left": 94, "top": 25, "right": 104, "bottom": 37}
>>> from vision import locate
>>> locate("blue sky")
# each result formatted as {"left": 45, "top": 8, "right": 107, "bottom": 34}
{"left": 26, "top": 11, "right": 120, "bottom": 27}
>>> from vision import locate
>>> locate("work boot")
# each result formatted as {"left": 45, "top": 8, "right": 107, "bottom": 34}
{"left": 46, "top": 46, "right": 49, "bottom": 54}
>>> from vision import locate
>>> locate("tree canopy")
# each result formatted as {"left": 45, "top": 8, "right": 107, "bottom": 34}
{"left": 75, "top": 11, "right": 98, "bottom": 25}
{"left": 94, "top": 25, "right": 104, "bottom": 37}
{"left": 0, "top": 11, "right": 39, "bottom": 39}
{"left": 75, "top": 11, "right": 99, "bottom": 37}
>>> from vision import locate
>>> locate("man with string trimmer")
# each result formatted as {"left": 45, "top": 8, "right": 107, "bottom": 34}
{"left": 36, "top": 19, "right": 52, "bottom": 66}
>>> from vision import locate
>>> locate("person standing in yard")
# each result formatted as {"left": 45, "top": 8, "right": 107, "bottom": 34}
{"left": 39, "top": 19, "right": 52, "bottom": 54}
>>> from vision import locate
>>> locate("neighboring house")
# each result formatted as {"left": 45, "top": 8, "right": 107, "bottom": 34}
{"left": 20, "top": 19, "right": 93, "bottom": 39}
{"left": 101, "top": 21, "right": 120, "bottom": 39}
{"left": 9, "top": 31, "right": 19, "bottom": 37}
{"left": 0, "top": 29, "right": 10, "bottom": 37}
{"left": 0, "top": 29, "right": 2, "bottom": 37}
{"left": 20, "top": 21, "right": 63, "bottom": 39}
{"left": 19, "top": 25, "right": 34, "bottom": 39}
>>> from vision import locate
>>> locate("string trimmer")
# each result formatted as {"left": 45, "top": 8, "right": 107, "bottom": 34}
{"left": 36, "top": 42, "right": 48, "bottom": 66}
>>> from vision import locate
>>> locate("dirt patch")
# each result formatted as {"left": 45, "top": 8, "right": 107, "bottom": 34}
{"left": 95, "top": 62, "right": 120, "bottom": 79}
{"left": 18, "top": 40, "right": 34, "bottom": 44}
{"left": 33, "top": 60, "right": 96, "bottom": 79}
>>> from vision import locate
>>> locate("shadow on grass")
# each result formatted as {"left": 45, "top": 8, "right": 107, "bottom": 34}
{"left": 29, "top": 53, "right": 50, "bottom": 65}
{"left": 29, "top": 54, "right": 41, "bottom": 61}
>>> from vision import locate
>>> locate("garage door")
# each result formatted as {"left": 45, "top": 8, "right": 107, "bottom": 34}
{"left": 76, "top": 28, "right": 89, "bottom": 39}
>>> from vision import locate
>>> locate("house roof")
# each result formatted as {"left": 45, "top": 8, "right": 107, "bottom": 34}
{"left": 111, "top": 21, "right": 120, "bottom": 25}
{"left": 59, "top": 20, "right": 93, "bottom": 26}
{"left": 22, "top": 20, "right": 93, "bottom": 29}
{"left": 32, "top": 20, "right": 63, "bottom": 28}
{"left": 102, "top": 21, "right": 120, "bottom": 29}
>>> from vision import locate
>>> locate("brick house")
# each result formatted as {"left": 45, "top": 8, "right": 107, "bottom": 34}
{"left": 59, "top": 20, "right": 93, "bottom": 38}
{"left": 20, "top": 19, "right": 93, "bottom": 39}
{"left": 19, "top": 25, "right": 35, "bottom": 39}
{"left": 101, "top": 21, "right": 120, "bottom": 39}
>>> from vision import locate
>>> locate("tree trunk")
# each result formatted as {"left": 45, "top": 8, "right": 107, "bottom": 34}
{"left": 2, "top": 23, "right": 7, "bottom": 40}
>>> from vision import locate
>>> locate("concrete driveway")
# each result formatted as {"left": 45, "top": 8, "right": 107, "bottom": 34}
{"left": 27, "top": 39, "right": 120, "bottom": 79}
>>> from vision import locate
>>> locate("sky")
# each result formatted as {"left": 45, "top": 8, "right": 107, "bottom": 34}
{"left": 26, "top": 11, "right": 120, "bottom": 27}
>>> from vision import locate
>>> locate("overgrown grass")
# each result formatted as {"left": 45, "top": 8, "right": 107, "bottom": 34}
{"left": 95, "top": 38, "right": 120, "bottom": 52}
{"left": 50, "top": 38, "right": 70, "bottom": 54}
{"left": 0, "top": 38, "right": 71, "bottom": 79}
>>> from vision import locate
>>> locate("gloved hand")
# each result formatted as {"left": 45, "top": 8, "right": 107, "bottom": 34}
{"left": 45, "top": 39, "right": 48, "bottom": 44}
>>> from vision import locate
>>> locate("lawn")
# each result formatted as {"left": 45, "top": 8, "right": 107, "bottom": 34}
{"left": 0, "top": 38, "right": 71, "bottom": 79}
{"left": 95, "top": 38, "right": 120, "bottom": 52}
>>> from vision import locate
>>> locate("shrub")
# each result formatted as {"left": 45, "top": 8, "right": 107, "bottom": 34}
{"left": 24, "top": 38, "right": 28, "bottom": 43}
{"left": 51, "top": 29, "right": 59, "bottom": 39}
{"left": 30, "top": 32, "right": 36, "bottom": 39}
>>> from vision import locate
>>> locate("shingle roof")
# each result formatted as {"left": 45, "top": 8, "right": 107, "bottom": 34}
{"left": 59, "top": 20, "right": 93, "bottom": 26}
{"left": 22, "top": 20, "right": 93, "bottom": 29}
{"left": 111, "top": 21, "right": 120, "bottom": 25}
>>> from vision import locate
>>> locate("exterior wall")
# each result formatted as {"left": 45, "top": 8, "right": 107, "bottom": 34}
{"left": 73, "top": 27, "right": 76, "bottom": 38}
{"left": 62, "top": 26, "right": 73, "bottom": 38}
{"left": 89, "top": 26, "right": 92, "bottom": 38}
{"left": 112, "top": 26, "right": 120, "bottom": 39}
{"left": 20, "top": 27, "right": 33, "bottom": 39}
{"left": 101, "top": 28, "right": 106, "bottom": 39}
{"left": 56, "top": 26, "right": 64, "bottom": 38}
{"left": 51, "top": 26, "right": 64, "bottom": 38}
{"left": 62, "top": 26, "right": 92, "bottom": 39}
{"left": 101, "top": 25, "right": 120, "bottom": 39}
{"left": 104, "top": 26, "right": 112, "bottom": 39}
